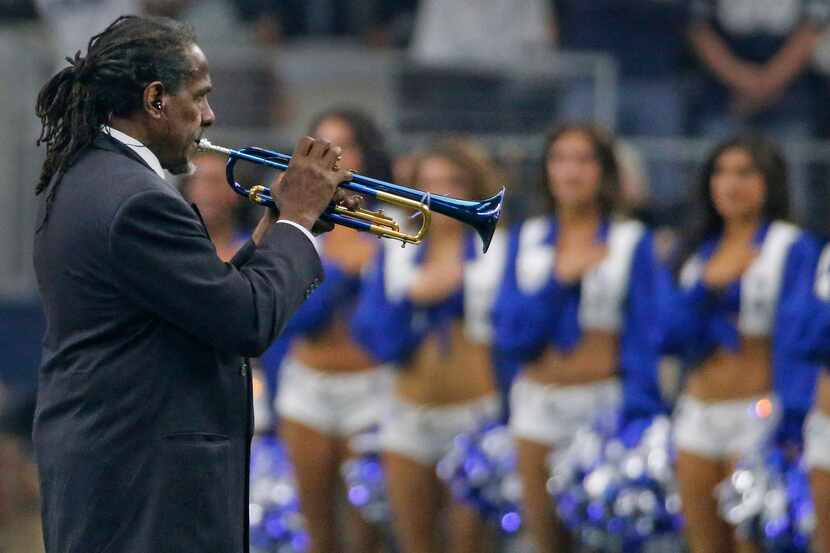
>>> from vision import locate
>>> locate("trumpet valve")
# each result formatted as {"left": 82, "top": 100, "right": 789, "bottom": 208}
{"left": 248, "top": 185, "right": 268, "bottom": 205}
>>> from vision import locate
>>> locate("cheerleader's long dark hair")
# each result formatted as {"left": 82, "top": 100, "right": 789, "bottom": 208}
{"left": 673, "top": 134, "right": 790, "bottom": 271}
{"left": 35, "top": 15, "right": 197, "bottom": 225}
{"left": 539, "top": 122, "right": 621, "bottom": 219}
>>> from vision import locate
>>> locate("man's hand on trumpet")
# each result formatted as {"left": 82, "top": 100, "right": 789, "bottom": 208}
{"left": 252, "top": 136, "right": 361, "bottom": 244}
{"left": 277, "top": 136, "right": 353, "bottom": 230}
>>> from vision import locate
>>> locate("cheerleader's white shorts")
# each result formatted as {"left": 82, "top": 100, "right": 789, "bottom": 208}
{"left": 379, "top": 394, "right": 500, "bottom": 465}
{"left": 508, "top": 375, "right": 621, "bottom": 448}
{"left": 673, "top": 394, "right": 780, "bottom": 460}
{"left": 275, "top": 357, "right": 392, "bottom": 437}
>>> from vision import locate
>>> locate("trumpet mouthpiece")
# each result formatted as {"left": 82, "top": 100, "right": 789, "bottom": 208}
{"left": 197, "top": 138, "right": 233, "bottom": 156}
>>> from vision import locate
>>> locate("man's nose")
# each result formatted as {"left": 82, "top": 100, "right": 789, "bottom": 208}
{"left": 202, "top": 101, "right": 215, "bottom": 127}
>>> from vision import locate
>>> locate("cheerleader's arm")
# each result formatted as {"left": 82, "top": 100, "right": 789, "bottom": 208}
{"left": 773, "top": 234, "right": 822, "bottom": 417}
{"left": 620, "top": 233, "right": 670, "bottom": 421}
{"left": 350, "top": 250, "right": 420, "bottom": 364}
{"left": 490, "top": 225, "right": 573, "bottom": 363}
{"left": 284, "top": 260, "right": 361, "bottom": 336}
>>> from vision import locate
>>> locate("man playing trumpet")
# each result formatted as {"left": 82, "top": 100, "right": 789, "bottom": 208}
{"left": 32, "top": 15, "right": 354, "bottom": 553}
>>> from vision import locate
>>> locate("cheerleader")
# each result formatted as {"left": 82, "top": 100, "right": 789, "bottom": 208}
{"left": 492, "top": 123, "right": 666, "bottom": 553}
{"left": 352, "top": 140, "right": 507, "bottom": 553}
{"left": 275, "top": 108, "right": 392, "bottom": 553}
{"left": 663, "top": 135, "right": 818, "bottom": 553}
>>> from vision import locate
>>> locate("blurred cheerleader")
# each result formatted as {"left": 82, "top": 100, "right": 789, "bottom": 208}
{"left": 274, "top": 108, "right": 392, "bottom": 553}
{"left": 662, "top": 135, "right": 818, "bottom": 553}
{"left": 492, "top": 123, "right": 666, "bottom": 553}
{"left": 352, "top": 140, "right": 507, "bottom": 553}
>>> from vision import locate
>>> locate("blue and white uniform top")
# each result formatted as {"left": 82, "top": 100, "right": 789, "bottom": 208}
{"left": 351, "top": 229, "right": 508, "bottom": 366}
{"left": 661, "top": 220, "right": 820, "bottom": 417}
{"left": 782, "top": 242, "right": 830, "bottom": 365}
{"left": 283, "top": 237, "right": 365, "bottom": 339}
{"left": 492, "top": 216, "right": 666, "bottom": 420}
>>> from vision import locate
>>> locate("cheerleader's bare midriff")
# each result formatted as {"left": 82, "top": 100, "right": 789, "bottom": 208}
{"left": 396, "top": 321, "right": 495, "bottom": 406}
{"left": 686, "top": 337, "right": 771, "bottom": 401}
{"left": 293, "top": 318, "right": 377, "bottom": 374}
{"left": 815, "top": 371, "right": 830, "bottom": 416}
{"left": 521, "top": 330, "right": 619, "bottom": 386}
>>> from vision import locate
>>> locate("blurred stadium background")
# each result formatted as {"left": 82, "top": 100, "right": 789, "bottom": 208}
{"left": 2, "top": 1, "right": 830, "bottom": 551}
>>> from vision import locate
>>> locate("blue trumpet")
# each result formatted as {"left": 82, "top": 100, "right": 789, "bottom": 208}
{"left": 198, "top": 139, "right": 504, "bottom": 252}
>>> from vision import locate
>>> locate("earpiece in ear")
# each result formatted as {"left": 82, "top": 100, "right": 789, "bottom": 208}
{"left": 153, "top": 100, "right": 163, "bottom": 110}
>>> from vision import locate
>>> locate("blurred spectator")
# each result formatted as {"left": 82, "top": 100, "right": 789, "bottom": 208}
{"left": 814, "top": 24, "right": 830, "bottom": 73}
{"left": 364, "top": 0, "right": 416, "bottom": 47}
{"left": 616, "top": 140, "right": 650, "bottom": 215}
{"left": 230, "top": 0, "right": 416, "bottom": 46}
{"left": 410, "top": 0, "right": 554, "bottom": 70}
{"left": 616, "top": 140, "right": 680, "bottom": 261}
{"left": 555, "top": 0, "right": 690, "bottom": 203}
{"left": 556, "top": 0, "right": 690, "bottom": 137}
{"left": 34, "top": 0, "right": 190, "bottom": 68}
{"left": 35, "top": 0, "right": 142, "bottom": 64}
{"left": 688, "top": 0, "right": 827, "bottom": 133}
{"left": 688, "top": 0, "right": 829, "bottom": 218}
{"left": 0, "top": 389, "right": 43, "bottom": 553}
{"left": 400, "top": 0, "right": 555, "bottom": 133}
{"left": 0, "top": 0, "right": 36, "bottom": 20}
{"left": 141, "top": 0, "right": 190, "bottom": 17}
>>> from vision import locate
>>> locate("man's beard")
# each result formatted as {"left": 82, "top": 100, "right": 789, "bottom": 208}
{"left": 167, "top": 159, "right": 197, "bottom": 176}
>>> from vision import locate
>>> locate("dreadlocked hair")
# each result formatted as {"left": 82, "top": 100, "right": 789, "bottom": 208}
{"left": 35, "top": 15, "right": 197, "bottom": 213}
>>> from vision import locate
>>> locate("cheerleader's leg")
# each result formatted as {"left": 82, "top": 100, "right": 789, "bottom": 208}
{"left": 727, "top": 396, "right": 778, "bottom": 553}
{"left": 805, "top": 404, "right": 830, "bottom": 553}
{"left": 280, "top": 418, "right": 341, "bottom": 553}
{"left": 383, "top": 450, "right": 442, "bottom": 553}
{"left": 673, "top": 394, "right": 734, "bottom": 553}
{"left": 338, "top": 369, "right": 392, "bottom": 553}
{"left": 444, "top": 396, "right": 502, "bottom": 553}
{"left": 675, "top": 450, "right": 733, "bottom": 553}
{"left": 447, "top": 493, "right": 493, "bottom": 553}
{"left": 675, "top": 394, "right": 774, "bottom": 553}
{"left": 342, "top": 444, "right": 384, "bottom": 553}
{"left": 515, "top": 437, "right": 570, "bottom": 553}
{"left": 509, "top": 376, "right": 576, "bottom": 553}
{"left": 380, "top": 396, "right": 444, "bottom": 553}
{"left": 726, "top": 455, "right": 762, "bottom": 553}
{"left": 275, "top": 359, "right": 361, "bottom": 553}
{"left": 810, "top": 467, "right": 830, "bottom": 553}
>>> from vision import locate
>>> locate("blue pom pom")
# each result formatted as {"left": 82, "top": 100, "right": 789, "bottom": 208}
{"left": 548, "top": 415, "right": 683, "bottom": 552}
{"left": 249, "top": 436, "right": 309, "bottom": 553}
{"left": 718, "top": 445, "right": 814, "bottom": 553}
{"left": 341, "top": 426, "right": 390, "bottom": 525}
{"left": 437, "top": 422, "right": 523, "bottom": 533}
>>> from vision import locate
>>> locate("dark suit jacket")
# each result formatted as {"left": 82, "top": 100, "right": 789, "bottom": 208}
{"left": 32, "top": 134, "right": 322, "bottom": 553}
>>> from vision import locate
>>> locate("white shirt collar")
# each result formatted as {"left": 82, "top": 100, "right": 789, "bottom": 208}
{"left": 101, "top": 126, "right": 166, "bottom": 180}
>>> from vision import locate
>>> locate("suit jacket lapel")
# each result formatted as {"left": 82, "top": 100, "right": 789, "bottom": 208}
{"left": 93, "top": 133, "right": 158, "bottom": 175}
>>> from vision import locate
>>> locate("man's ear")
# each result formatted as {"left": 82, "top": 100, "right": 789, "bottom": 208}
{"left": 144, "top": 81, "right": 166, "bottom": 118}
